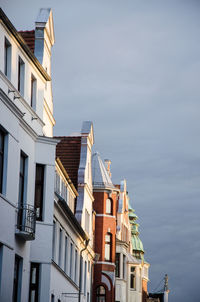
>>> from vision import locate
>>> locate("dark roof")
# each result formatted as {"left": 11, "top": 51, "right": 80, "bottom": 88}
{"left": 55, "top": 136, "right": 82, "bottom": 189}
{"left": 18, "top": 30, "right": 35, "bottom": 53}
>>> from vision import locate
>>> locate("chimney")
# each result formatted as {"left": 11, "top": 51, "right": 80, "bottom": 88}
{"left": 104, "top": 159, "right": 112, "bottom": 178}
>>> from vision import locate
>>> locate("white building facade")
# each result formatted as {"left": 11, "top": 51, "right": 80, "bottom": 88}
{"left": 0, "top": 8, "right": 58, "bottom": 302}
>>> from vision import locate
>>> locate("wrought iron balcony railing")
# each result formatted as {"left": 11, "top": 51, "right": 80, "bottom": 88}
{"left": 16, "top": 204, "right": 36, "bottom": 241}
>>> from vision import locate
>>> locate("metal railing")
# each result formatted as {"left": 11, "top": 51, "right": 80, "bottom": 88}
{"left": 17, "top": 204, "right": 36, "bottom": 239}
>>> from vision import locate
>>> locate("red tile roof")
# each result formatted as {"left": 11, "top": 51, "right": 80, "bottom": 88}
{"left": 18, "top": 30, "right": 35, "bottom": 53}
{"left": 55, "top": 136, "right": 82, "bottom": 189}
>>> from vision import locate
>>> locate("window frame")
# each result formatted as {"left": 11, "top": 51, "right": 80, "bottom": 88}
{"left": 29, "top": 262, "right": 40, "bottom": 302}
{"left": 115, "top": 253, "right": 120, "bottom": 278}
{"left": 30, "top": 73, "right": 37, "bottom": 109}
{"left": 34, "top": 164, "right": 44, "bottom": 221}
{"left": 96, "top": 285, "right": 106, "bottom": 302}
{"left": 130, "top": 266, "right": 136, "bottom": 290}
{"left": 0, "top": 129, "right": 5, "bottom": 194}
{"left": 4, "top": 37, "right": 11, "bottom": 79}
{"left": 104, "top": 233, "right": 112, "bottom": 262}
{"left": 13, "top": 255, "right": 23, "bottom": 302}
{"left": 18, "top": 56, "right": 25, "bottom": 96}
{"left": 106, "top": 198, "right": 112, "bottom": 215}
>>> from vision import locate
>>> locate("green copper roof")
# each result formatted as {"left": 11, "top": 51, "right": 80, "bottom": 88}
{"left": 129, "top": 201, "right": 145, "bottom": 259}
{"left": 131, "top": 235, "right": 144, "bottom": 252}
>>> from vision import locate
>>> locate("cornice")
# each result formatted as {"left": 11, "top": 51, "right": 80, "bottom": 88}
{"left": 0, "top": 9, "right": 51, "bottom": 81}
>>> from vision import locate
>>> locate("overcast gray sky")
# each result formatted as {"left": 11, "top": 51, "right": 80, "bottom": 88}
{"left": 1, "top": 1, "right": 200, "bottom": 301}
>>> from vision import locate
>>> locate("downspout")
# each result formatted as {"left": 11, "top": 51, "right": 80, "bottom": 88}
{"left": 78, "top": 239, "right": 90, "bottom": 302}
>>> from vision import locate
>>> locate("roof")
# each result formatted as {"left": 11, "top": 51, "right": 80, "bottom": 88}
{"left": 92, "top": 152, "right": 115, "bottom": 190}
{"left": 0, "top": 8, "right": 50, "bottom": 81}
{"left": 18, "top": 30, "right": 35, "bottom": 53}
{"left": 55, "top": 136, "right": 81, "bottom": 189}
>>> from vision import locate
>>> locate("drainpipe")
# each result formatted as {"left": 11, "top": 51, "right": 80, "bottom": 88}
{"left": 78, "top": 239, "right": 90, "bottom": 302}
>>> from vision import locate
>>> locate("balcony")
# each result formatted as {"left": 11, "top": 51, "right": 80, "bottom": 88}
{"left": 16, "top": 204, "right": 36, "bottom": 241}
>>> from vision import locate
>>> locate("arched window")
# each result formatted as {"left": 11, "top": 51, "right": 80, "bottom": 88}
{"left": 106, "top": 198, "right": 112, "bottom": 214}
{"left": 96, "top": 285, "right": 106, "bottom": 302}
{"left": 105, "top": 233, "right": 112, "bottom": 261}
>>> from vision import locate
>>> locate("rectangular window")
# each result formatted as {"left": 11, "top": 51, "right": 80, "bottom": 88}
{"left": 84, "top": 261, "right": 87, "bottom": 296}
{"left": 4, "top": 38, "right": 11, "bottom": 79}
{"left": 123, "top": 255, "right": 126, "bottom": 279}
{"left": 18, "top": 56, "right": 25, "bottom": 96}
{"left": 74, "top": 249, "right": 77, "bottom": 283}
{"left": 0, "top": 244, "right": 3, "bottom": 287}
{"left": 85, "top": 209, "right": 90, "bottom": 234}
{"left": 130, "top": 267, "right": 136, "bottom": 289}
{"left": 34, "top": 164, "right": 44, "bottom": 221}
{"left": 69, "top": 243, "right": 73, "bottom": 278}
{"left": 64, "top": 236, "right": 68, "bottom": 273}
{"left": 29, "top": 263, "right": 40, "bottom": 302}
{"left": 0, "top": 129, "right": 5, "bottom": 194}
{"left": 52, "top": 220, "right": 56, "bottom": 260}
{"left": 30, "top": 74, "right": 37, "bottom": 109}
{"left": 18, "top": 152, "right": 27, "bottom": 229}
{"left": 105, "top": 233, "right": 111, "bottom": 261}
{"left": 13, "top": 255, "right": 23, "bottom": 302}
{"left": 115, "top": 253, "right": 120, "bottom": 278}
{"left": 51, "top": 294, "right": 55, "bottom": 302}
{"left": 58, "top": 228, "right": 62, "bottom": 267}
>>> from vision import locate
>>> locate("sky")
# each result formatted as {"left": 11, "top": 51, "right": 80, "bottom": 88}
{"left": 1, "top": 1, "right": 200, "bottom": 301}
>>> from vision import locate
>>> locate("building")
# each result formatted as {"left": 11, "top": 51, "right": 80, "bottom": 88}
{"left": 92, "top": 152, "right": 119, "bottom": 302}
{"left": 92, "top": 152, "right": 149, "bottom": 302}
{"left": 0, "top": 7, "right": 57, "bottom": 302}
{"left": 53, "top": 121, "right": 95, "bottom": 302}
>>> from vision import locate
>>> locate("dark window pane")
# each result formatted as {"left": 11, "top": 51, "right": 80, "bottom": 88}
{"left": 34, "top": 164, "right": 44, "bottom": 220}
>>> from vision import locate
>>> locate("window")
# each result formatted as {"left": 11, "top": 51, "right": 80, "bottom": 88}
{"left": 123, "top": 255, "right": 126, "bottom": 279}
{"left": 13, "top": 255, "right": 23, "bottom": 302}
{"left": 74, "top": 249, "right": 77, "bottom": 283}
{"left": 18, "top": 56, "right": 25, "bottom": 96}
{"left": 58, "top": 228, "right": 62, "bottom": 267}
{"left": 64, "top": 236, "right": 68, "bottom": 273}
{"left": 0, "top": 129, "right": 5, "bottom": 194}
{"left": 52, "top": 221, "right": 56, "bottom": 260}
{"left": 85, "top": 209, "right": 90, "bottom": 234}
{"left": 87, "top": 292, "right": 90, "bottom": 302}
{"left": 30, "top": 74, "right": 37, "bottom": 108}
{"left": 29, "top": 263, "right": 40, "bottom": 302}
{"left": 115, "top": 253, "right": 120, "bottom": 278}
{"left": 34, "top": 164, "right": 44, "bottom": 221}
{"left": 106, "top": 198, "right": 112, "bottom": 214}
{"left": 51, "top": 294, "right": 55, "bottom": 302}
{"left": 4, "top": 38, "right": 11, "bottom": 79}
{"left": 69, "top": 243, "right": 73, "bottom": 278}
{"left": 18, "top": 152, "right": 27, "bottom": 229}
{"left": 96, "top": 286, "right": 106, "bottom": 302}
{"left": 84, "top": 261, "right": 87, "bottom": 296}
{"left": 130, "top": 266, "right": 136, "bottom": 289}
{"left": 105, "top": 233, "right": 112, "bottom": 261}
{"left": 0, "top": 244, "right": 3, "bottom": 287}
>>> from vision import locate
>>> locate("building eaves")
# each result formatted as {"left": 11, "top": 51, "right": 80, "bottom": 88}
{"left": 0, "top": 8, "right": 51, "bottom": 81}
{"left": 57, "top": 196, "right": 88, "bottom": 241}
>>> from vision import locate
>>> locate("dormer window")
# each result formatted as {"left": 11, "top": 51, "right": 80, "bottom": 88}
{"left": 106, "top": 198, "right": 112, "bottom": 215}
